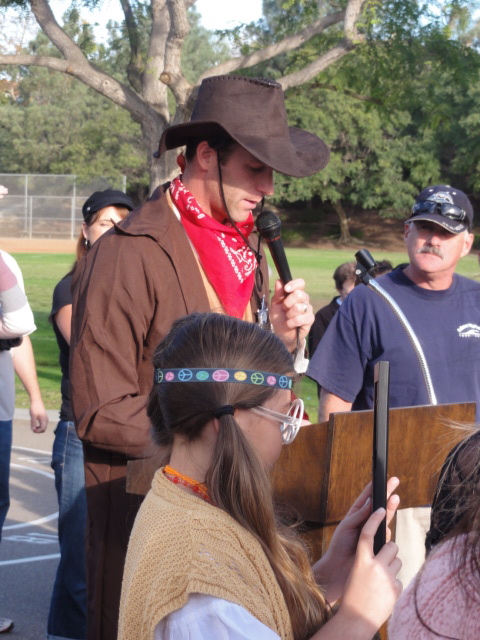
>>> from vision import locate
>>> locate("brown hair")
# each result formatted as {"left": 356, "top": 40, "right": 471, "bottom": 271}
{"left": 184, "top": 134, "right": 236, "bottom": 164}
{"left": 333, "top": 261, "right": 356, "bottom": 291}
{"left": 148, "top": 313, "right": 331, "bottom": 639}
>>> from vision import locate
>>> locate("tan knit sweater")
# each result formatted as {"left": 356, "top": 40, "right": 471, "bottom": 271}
{"left": 118, "top": 469, "right": 293, "bottom": 640}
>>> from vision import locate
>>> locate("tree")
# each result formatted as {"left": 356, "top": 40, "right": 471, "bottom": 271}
{"left": 0, "top": 6, "right": 227, "bottom": 198}
{"left": 0, "top": 0, "right": 370, "bottom": 189}
{"left": 264, "top": 1, "right": 480, "bottom": 242}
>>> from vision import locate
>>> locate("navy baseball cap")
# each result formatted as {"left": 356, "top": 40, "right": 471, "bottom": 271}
{"left": 82, "top": 189, "right": 134, "bottom": 220}
{"left": 408, "top": 185, "right": 474, "bottom": 234}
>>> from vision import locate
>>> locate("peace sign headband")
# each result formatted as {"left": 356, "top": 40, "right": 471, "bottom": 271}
{"left": 154, "top": 368, "right": 293, "bottom": 390}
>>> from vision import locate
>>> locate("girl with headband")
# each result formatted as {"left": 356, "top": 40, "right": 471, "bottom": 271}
{"left": 119, "top": 312, "right": 402, "bottom": 640}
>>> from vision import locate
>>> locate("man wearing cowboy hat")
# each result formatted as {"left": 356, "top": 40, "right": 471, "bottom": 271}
{"left": 70, "top": 75, "right": 329, "bottom": 640}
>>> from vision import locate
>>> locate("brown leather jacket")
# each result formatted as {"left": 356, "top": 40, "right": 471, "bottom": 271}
{"left": 70, "top": 186, "right": 270, "bottom": 458}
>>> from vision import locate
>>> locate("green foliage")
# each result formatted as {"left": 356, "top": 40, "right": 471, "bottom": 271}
{"left": 273, "top": 82, "right": 422, "bottom": 216}
{"left": 253, "top": 0, "right": 480, "bottom": 222}
{"left": 0, "top": 11, "right": 147, "bottom": 193}
{"left": 0, "top": 67, "right": 147, "bottom": 192}
{"left": 4, "top": 0, "right": 480, "bottom": 229}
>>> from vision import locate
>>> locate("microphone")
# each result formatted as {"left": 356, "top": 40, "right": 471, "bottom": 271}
{"left": 255, "top": 210, "right": 292, "bottom": 285}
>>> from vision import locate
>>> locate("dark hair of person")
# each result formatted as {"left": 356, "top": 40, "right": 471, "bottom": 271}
{"left": 333, "top": 261, "right": 356, "bottom": 291}
{"left": 353, "top": 260, "right": 394, "bottom": 287}
{"left": 147, "top": 312, "right": 331, "bottom": 639}
{"left": 414, "top": 427, "right": 480, "bottom": 637}
{"left": 369, "top": 259, "right": 393, "bottom": 278}
{"left": 184, "top": 134, "right": 237, "bottom": 164}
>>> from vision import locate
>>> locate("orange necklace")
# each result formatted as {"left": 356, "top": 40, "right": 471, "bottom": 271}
{"left": 163, "top": 465, "right": 211, "bottom": 504}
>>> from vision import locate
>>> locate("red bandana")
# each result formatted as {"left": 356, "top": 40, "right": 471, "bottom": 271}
{"left": 170, "top": 177, "right": 257, "bottom": 318}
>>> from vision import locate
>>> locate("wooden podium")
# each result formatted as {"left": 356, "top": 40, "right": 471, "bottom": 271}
{"left": 128, "top": 402, "right": 475, "bottom": 548}
{"left": 271, "top": 402, "right": 475, "bottom": 559}
{"left": 272, "top": 402, "right": 475, "bottom": 640}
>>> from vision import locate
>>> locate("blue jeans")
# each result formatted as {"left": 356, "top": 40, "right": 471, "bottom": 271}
{"left": 47, "top": 421, "right": 87, "bottom": 640}
{"left": 0, "top": 419, "right": 13, "bottom": 542}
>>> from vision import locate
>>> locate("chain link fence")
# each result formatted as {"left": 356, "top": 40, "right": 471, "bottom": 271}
{"left": 0, "top": 173, "right": 127, "bottom": 239}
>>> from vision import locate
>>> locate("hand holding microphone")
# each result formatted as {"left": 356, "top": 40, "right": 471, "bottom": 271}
{"left": 255, "top": 210, "right": 313, "bottom": 355}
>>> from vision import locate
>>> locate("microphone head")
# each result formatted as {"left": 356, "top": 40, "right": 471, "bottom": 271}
{"left": 255, "top": 210, "right": 282, "bottom": 241}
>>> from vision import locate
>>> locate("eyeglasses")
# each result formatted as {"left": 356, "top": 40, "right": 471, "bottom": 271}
{"left": 250, "top": 398, "right": 305, "bottom": 445}
{"left": 411, "top": 200, "right": 468, "bottom": 223}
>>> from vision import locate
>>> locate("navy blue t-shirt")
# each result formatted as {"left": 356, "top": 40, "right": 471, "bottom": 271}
{"left": 307, "top": 268, "right": 480, "bottom": 418}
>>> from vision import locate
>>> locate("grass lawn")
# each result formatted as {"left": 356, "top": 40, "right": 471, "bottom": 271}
{"left": 12, "top": 247, "right": 480, "bottom": 420}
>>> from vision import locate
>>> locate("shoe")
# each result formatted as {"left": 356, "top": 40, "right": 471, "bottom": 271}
{"left": 0, "top": 618, "right": 14, "bottom": 633}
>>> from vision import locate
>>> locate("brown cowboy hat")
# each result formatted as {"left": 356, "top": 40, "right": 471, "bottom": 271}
{"left": 156, "top": 75, "right": 329, "bottom": 178}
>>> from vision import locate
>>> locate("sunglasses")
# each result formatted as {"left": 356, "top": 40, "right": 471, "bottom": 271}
{"left": 251, "top": 398, "right": 305, "bottom": 445}
{"left": 411, "top": 200, "right": 468, "bottom": 223}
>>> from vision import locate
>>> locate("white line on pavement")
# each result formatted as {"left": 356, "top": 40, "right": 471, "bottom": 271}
{"left": 0, "top": 553, "right": 60, "bottom": 566}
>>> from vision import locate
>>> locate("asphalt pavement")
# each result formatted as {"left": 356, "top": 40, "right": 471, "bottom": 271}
{"left": 0, "top": 409, "right": 60, "bottom": 640}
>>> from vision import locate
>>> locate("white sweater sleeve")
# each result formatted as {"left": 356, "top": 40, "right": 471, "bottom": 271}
{"left": 0, "top": 250, "right": 36, "bottom": 338}
{"left": 154, "top": 594, "right": 281, "bottom": 640}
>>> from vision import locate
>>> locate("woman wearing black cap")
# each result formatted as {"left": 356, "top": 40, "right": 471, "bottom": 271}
{"left": 47, "top": 189, "right": 134, "bottom": 640}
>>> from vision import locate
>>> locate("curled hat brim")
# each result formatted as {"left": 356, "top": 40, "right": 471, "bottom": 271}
{"left": 407, "top": 213, "right": 469, "bottom": 234}
{"left": 158, "top": 120, "right": 329, "bottom": 178}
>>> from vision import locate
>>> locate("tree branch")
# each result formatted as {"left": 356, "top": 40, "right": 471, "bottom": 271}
{"left": 119, "top": 0, "right": 143, "bottom": 92}
{"left": 279, "top": 40, "right": 356, "bottom": 91}
{"left": 142, "top": 0, "right": 170, "bottom": 117}
{"left": 344, "top": 0, "right": 368, "bottom": 39}
{"left": 199, "top": 10, "right": 346, "bottom": 79}
{"left": 160, "top": 0, "right": 193, "bottom": 114}
{"left": 29, "top": 0, "right": 88, "bottom": 65}
{"left": 0, "top": 52, "right": 162, "bottom": 128}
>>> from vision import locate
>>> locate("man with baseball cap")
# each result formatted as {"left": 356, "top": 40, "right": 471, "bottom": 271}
{"left": 308, "top": 184, "right": 479, "bottom": 420}
{"left": 307, "top": 184, "right": 480, "bottom": 586}
{"left": 70, "top": 75, "right": 328, "bottom": 640}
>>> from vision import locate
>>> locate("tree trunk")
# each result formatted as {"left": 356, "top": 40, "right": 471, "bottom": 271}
{"left": 331, "top": 200, "right": 354, "bottom": 243}
{"left": 140, "top": 115, "right": 179, "bottom": 192}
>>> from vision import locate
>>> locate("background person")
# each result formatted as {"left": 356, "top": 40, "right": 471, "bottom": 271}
{"left": 119, "top": 312, "right": 402, "bottom": 640}
{"left": 308, "top": 261, "right": 356, "bottom": 360}
{"left": 307, "top": 185, "right": 480, "bottom": 422}
{"left": 1, "top": 186, "right": 48, "bottom": 633}
{"left": 11, "top": 336, "right": 49, "bottom": 434}
{"left": 70, "top": 75, "right": 327, "bottom": 640}
{"left": 47, "top": 189, "right": 133, "bottom": 640}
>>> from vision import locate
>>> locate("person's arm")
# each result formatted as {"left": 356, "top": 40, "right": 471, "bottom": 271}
{"left": 309, "top": 517, "right": 401, "bottom": 640}
{"left": 318, "top": 389, "right": 352, "bottom": 422}
{"left": 313, "top": 477, "right": 400, "bottom": 604}
{"left": 12, "top": 335, "right": 49, "bottom": 433}
{"left": 0, "top": 252, "right": 36, "bottom": 338}
{"left": 309, "top": 479, "right": 402, "bottom": 639}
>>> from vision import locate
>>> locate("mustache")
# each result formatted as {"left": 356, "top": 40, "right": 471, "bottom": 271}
{"left": 417, "top": 246, "right": 444, "bottom": 259}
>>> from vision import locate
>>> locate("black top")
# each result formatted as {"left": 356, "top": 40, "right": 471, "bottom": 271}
{"left": 50, "top": 273, "right": 73, "bottom": 422}
{"left": 308, "top": 296, "right": 340, "bottom": 358}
